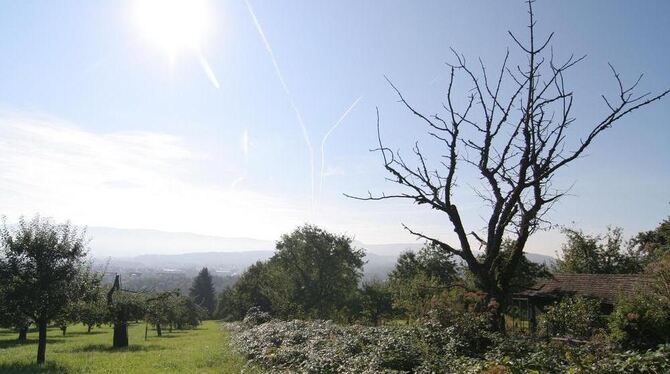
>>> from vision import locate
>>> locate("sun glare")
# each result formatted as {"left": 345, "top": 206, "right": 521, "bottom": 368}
{"left": 134, "top": 0, "right": 211, "bottom": 56}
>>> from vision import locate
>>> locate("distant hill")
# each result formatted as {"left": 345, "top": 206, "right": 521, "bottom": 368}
{"left": 88, "top": 226, "right": 553, "bottom": 258}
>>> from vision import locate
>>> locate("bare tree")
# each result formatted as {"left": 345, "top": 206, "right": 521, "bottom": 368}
{"left": 348, "top": 0, "right": 668, "bottom": 330}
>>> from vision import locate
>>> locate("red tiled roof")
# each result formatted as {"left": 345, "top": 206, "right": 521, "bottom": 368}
{"left": 517, "top": 273, "right": 651, "bottom": 303}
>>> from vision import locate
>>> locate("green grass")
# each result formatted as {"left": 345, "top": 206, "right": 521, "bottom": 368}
{"left": 0, "top": 321, "right": 257, "bottom": 373}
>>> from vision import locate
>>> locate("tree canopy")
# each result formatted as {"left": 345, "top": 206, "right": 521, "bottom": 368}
{"left": 0, "top": 215, "right": 90, "bottom": 364}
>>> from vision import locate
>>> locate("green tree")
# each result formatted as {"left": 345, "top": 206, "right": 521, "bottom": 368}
{"left": 273, "top": 224, "right": 365, "bottom": 319}
{"left": 497, "top": 239, "right": 551, "bottom": 293}
{"left": 189, "top": 267, "right": 216, "bottom": 318}
{"left": 0, "top": 259, "right": 32, "bottom": 342}
{"left": 216, "top": 225, "right": 365, "bottom": 321}
{"left": 631, "top": 216, "right": 670, "bottom": 264}
{"left": 359, "top": 280, "right": 394, "bottom": 325}
{"left": 555, "top": 227, "right": 642, "bottom": 274}
{"left": 77, "top": 295, "right": 108, "bottom": 333}
{"left": 1, "top": 216, "right": 90, "bottom": 365}
{"left": 145, "top": 291, "right": 176, "bottom": 336}
{"left": 388, "top": 243, "right": 458, "bottom": 319}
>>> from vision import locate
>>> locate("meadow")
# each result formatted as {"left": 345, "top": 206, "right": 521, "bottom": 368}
{"left": 0, "top": 321, "right": 253, "bottom": 373}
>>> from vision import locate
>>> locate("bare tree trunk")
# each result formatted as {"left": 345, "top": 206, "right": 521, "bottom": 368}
{"left": 113, "top": 321, "right": 128, "bottom": 348}
{"left": 156, "top": 323, "right": 162, "bottom": 337}
{"left": 17, "top": 326, "right": 28, "bottom": 342}
{"left": 36, "top": 320, "right": 47, "bottom": 365}
{"left": 87, "top": 324, "right": 92, "bottom": 333}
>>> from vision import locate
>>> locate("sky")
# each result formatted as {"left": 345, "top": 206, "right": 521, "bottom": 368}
{"left": 0, "top": 0, "right": 668, "bottom": 256}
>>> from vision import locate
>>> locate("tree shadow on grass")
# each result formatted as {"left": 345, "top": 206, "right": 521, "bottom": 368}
{"left": 0, "top": 338, "right": 66, "bottom": 350}
{"left": 62, "top": 331, "right": 106, "bottom": 336}
{"left": 0, "top": 362, "right": 69, "bottom": 373}
{"left": 68, "top": 344, "right": 165, "bottom": 353}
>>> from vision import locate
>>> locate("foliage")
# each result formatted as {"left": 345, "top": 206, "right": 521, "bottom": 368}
{"left": 75, "top": 293, "right": 108, "bottom": 332}
{"left": 540, "top": 296, "right": 603, "bottom": 339}
{"left": 389, "top": 243, "right": 457, "bottom": 285}
{"left": 189, "top": 267, "right": 217, "bottom": 318}
{"left": 230, "top": 317, "right": 670, "bottom": 373}
{"left": 145, "top": 291, "right": 204, "bottom": 335}
{"left": 358, "top": 280, "right": 394, "bottom": 326}
{"left": 497, "top": 239, "right": 552, "bottom": 293}
{"left": 555, "top": 227, "right": 643, "bottom": 274}
{"left": 631, "top": 216, "right": 670, "bottom": 264}
{"left": 273, "top": 224, "right": 365, "bottom": 319}
{"left": 0, "top": 215, "right": 91, "bottom": 364}
{"left": 609, "top": 293, "right": 670, "bottom": 350}
{"left": 215, "top": 225, "right": 365, "bottom": 321}
{"left": 387, "top": 243, "right": 458, "bottom": 320}
{"left": 608, "top": 254, "right": 670, "bottom": 350}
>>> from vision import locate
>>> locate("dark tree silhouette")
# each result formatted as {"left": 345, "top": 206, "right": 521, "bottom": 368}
{"left": 189, "top": 267, "right": 216, "bottom": 318}
{"left": 349, "top": 1, "right": 669, "bottom": 330}
{"left": 107, "top": 274, "right": 129, "bottom": 348}
{"left": 1, "top": 216, "right": 89, "bottom": 365}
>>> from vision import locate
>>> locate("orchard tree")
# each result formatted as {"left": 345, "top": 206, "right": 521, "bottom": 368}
{"left": 189, "top": 267, "right": 216, "bottom": 318}
{"left": 145, "top": 291, "right": 175, "bottom": 336}
{"left": 0, "top": 259, "right": 32, "bottom": 342}
{"left": 349, "top": 1, "right": 668, "bottom": 330}
{"left": 1, "top": 216, "right": 90, "bottom": 365}
{"left": 76, "top": 286, "right": 107, "bottom": 333}
{"left": 107, "top": 275, "right": 146, "bottom": 348}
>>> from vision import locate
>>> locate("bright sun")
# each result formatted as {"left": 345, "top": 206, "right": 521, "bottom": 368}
{"left": 134, "top": 0, "right": 211, "bottom": 56}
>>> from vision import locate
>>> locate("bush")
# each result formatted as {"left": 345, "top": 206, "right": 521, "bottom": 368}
{"left": 227, "top": 316, "right": 670, "bottom": 373}
{"left": 540, "top": 296, "right": 603, "bottom": 339}
{"left": 609, "top": 292, "right": 670, "bottom": 350}
{"left": 243, "top": 306, "right": 272, "bottom": 327}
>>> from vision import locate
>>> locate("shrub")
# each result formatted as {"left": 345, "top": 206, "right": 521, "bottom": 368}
{"left": 242, "top": 306, "right": 272, "bottom": 327}
{"left": 540, "top": 296, "right": 603, "bottom": 339}
{"left": 609, "top": 292, "right": 670, "bottom": 350}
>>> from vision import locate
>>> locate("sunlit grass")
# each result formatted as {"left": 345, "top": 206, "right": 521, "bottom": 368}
{"left": 0, "top": 321, "right": 256, "bottom": 373}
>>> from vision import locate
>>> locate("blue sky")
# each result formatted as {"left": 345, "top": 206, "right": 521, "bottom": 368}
{"left": 0, "top": 0, "right": 668, "bottom": 255}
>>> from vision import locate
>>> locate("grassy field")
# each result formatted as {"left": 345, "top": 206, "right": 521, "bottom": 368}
{"left": 0, "top": 321, "right": 255, "bottom": 373}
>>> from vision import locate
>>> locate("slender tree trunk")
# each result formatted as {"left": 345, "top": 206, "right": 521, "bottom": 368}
{"left": 87, "top": 324, "right": 92, "bottom": 333}
{"left": 61, "top": 326, "right": 67, "bottom": 336}
{"left": 113, "top": 321, "right": 128, "bottom": 348}
{"left": 36, "top": 320, "right": 47, "bottom": 365}
{"left": 17, "top": 326, "right": 28, "bottom": 342}
{"left": 156, "top": 323, "right": 162, "bottom": 337}
{"left": 168, "top": 323, "right": 172, "bottom": 333}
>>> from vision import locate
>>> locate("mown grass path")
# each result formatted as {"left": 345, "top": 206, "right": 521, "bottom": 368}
{"left": 0, "top": 321, "right": 253, "bottom": 373}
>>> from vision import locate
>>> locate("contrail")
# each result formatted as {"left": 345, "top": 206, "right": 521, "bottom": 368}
{"left": 197, "top": 50, "right": 220, "bottom": 89}
{"left": 244, "top": 0, "right": 315, "bottom": 206}
{"left": 232, "top": 129, "right": 250, "bottom": 189}
{"left": 319, "top": 96, "right": 362, "bottom": 199}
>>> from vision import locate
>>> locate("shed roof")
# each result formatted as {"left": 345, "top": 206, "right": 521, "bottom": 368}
{"left": 517, "top": 273, "right": 651, "bottom": 303}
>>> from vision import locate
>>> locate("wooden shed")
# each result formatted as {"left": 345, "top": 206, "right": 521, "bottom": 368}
{"left": 513, "top": 274, "right": 650, "bottom": 334}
